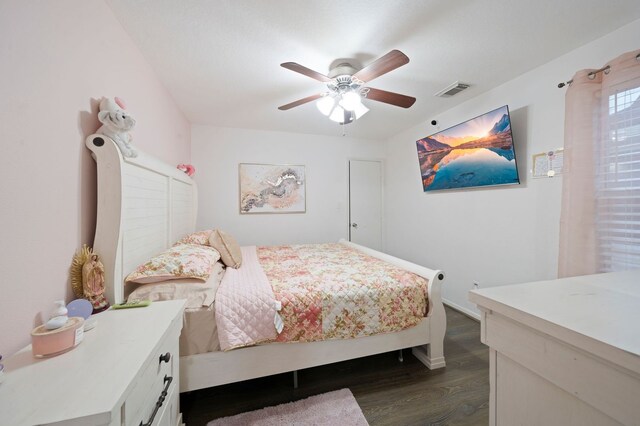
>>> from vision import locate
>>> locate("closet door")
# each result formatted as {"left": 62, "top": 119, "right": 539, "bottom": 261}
{"left": 348, "top": 159, "right": 382, "bottom": 251}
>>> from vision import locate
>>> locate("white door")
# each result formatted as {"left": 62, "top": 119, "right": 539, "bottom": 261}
{"left": 349, "top": 160, "right": 382, "bottom": 250}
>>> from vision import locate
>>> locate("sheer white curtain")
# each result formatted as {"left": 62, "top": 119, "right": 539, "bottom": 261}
{"left": 559, "top": 49, "right": 640, "bottom": 278}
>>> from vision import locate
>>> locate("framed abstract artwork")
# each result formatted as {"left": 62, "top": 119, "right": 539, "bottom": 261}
{"left": 239, "top": 163, "right": 306, "bottom": 214}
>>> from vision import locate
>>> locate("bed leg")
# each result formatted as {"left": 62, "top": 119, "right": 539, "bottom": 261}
{"left": 398, "top": 349, "right": 404, "bottom": 363}
{"left": 293, "top": 370, "right": 298, "bottom": 389}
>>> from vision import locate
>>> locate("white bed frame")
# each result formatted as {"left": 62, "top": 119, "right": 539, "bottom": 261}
{"left": 87, "top": 135, "right": 447, "bottom": 393}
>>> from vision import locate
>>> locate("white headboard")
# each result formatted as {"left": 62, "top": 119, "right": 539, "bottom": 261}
{"left": 85, "top": 135, "right": 197, "bottom": 304}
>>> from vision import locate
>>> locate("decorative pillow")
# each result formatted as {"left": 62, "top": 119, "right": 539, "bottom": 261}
{"left": 127, "top": 262, "right": 225, "bottom": 308}
{"left": 174, "top": 230, "right": 213, "bottom": 246}
{"left": 209, "top": 229, "right": 242, "bottom": 269}
{"left": 126, "top": 244, "right": 221, "bottom": 284}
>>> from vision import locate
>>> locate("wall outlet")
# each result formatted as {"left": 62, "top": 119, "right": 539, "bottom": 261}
{"left": 473, "top": 281, "right": 480, "bottom": 289}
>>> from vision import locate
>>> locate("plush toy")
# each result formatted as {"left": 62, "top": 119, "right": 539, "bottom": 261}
{"left": 177, "top": 164, "right": 196, "bottom": 177}
{"left": 96, "top": 97, "right": 137, "bottom": 158}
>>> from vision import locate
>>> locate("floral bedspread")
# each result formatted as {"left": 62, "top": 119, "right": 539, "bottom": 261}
{"left": 257, "top": 243, "right": 428, "bottom": 343}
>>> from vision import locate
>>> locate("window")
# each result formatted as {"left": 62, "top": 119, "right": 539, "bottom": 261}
{"left": 596, "top": 85, "right": 640, "bottom": 271}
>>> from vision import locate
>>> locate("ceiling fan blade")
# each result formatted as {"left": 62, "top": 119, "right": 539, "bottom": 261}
{"left": 278, "top": 93, "right": 323, "bottom": 110}
{"left": 281, "top": 62, "right": 332, "bottom": 83}
{"left": 365, "top": 87, "right": 416, "bottom": 108}
{"left": 352, "top": 50, "right": 410, "bottom": 83}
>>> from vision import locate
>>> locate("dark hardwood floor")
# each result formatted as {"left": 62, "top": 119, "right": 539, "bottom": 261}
{"left": 181, "top": 307, "right": 489, "bottom": 425}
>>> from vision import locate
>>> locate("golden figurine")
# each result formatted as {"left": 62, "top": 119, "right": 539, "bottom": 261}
{"left": 82, "top": 254, "right": 110, "bottom": 313}
{"left": 71, "top": 245, "right": 110, "bottom": 313}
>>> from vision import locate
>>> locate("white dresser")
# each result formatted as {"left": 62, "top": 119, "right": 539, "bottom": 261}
{"left": 469, "top": 270, "right": 640, "bottom": 426}
{"left": 0, "top": 299, "right": 186, "bottom": 426}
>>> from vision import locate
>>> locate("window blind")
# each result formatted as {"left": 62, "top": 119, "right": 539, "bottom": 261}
{"left": 596, "top": 85, "right": 640, "bottom": 271}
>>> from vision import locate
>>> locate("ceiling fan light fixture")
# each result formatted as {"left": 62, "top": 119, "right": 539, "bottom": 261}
{"left": 316, "top": 95, "right": 335, "bottom": 116}
{"left": 341, "top": 111, "right": 355, "bottom": 125}
{"left": 339, "top": 91, "right": 362, "bottom": 111}
{"left": 353, "top": 102, "right": 369, "bottom": 119}
{"left": 329, "top": 105, "right": 346, "bottom": 123}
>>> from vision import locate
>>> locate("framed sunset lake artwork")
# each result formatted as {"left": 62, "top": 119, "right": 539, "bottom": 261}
{"left": 239, "top": 163, "right": 306, "bottom": 214}
{"left": 416, "top": 105, "right": 520, "bottom": 192}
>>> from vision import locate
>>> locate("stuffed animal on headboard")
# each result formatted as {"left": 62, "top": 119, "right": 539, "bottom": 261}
{"left": 96, "top": 97, "right": 137, "bottom": 158}
{"left": 177, "top": 164, "right": 195, "bottom": 177}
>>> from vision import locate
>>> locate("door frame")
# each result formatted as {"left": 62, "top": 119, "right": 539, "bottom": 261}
{"left": 347, "top": 158, "right": 385, "bottom": 251}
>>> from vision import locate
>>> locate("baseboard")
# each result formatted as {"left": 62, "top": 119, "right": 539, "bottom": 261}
{"left": 443, "top": 298, "right": 481, "bottom": 322}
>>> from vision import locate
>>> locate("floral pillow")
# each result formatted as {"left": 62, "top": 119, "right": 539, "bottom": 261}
{"left": 126, "top": 244, "right": 221, "bottom": 284}
{"left": 174, "top": 230, "right": 213, "bottom": 246}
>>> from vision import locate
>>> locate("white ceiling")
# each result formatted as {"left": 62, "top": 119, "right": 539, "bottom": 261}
{"left": 106, "top": 0, "right": 640, "bottom": 140}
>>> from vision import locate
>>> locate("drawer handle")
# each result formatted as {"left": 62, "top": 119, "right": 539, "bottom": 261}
{"left": 139, "top": 375, "right": 173, "bottom": 426}
{"left": 159, "top": 352, "right": 171, "bottom": 364}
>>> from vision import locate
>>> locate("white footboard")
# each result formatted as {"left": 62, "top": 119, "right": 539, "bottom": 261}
{"left": 339, "top": 239, "right": 446, "bottom": 369}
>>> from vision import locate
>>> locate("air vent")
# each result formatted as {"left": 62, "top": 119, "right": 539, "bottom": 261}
{"left": 434, "top": 81, "right": 470, "bottom": 97}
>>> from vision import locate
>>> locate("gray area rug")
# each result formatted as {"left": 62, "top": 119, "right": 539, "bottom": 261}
{"left": 207, "top": 388, "right": 369, "bottom": 425}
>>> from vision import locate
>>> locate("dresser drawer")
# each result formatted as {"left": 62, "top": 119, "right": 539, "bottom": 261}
{"left": 150, "top": 374, "right": 179, "bottom": 426}
{"left": 125, "top": 318, "right": 181, "bottom": 426}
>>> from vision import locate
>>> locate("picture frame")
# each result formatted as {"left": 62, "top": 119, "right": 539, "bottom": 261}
{"left": 239, "top": 163, "right": 306, "bottom": 214}
{"left": 532, "top": 149, "right": 564, "bottom": 178}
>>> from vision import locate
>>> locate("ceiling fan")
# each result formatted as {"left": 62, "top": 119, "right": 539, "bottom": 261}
{"left": 278, "top": 50, "right": 416, "bottom": 125}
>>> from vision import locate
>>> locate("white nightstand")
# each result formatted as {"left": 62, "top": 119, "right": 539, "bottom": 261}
{"left": 0, "top": 299, "right": 186, "bottom": 426}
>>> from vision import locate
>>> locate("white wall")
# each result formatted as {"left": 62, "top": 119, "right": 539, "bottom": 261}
{"left": 0, "top": 0, "right": 190, "bottom": 356}
{"left": 192, "top": 125, "right": 384, "bottom": 246}
{"left": 384, "top": 19, "right": 640, "bottom": 318}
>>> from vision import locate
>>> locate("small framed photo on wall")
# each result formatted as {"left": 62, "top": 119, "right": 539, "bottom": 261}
{"left": 239, "top": 163, "right": 306, "bottom": 214}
